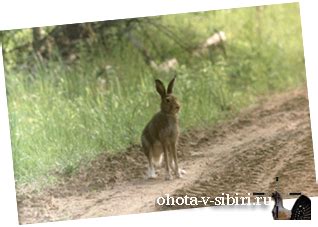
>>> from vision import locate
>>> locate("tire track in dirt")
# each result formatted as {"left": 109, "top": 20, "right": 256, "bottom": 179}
{"left": 164, "top": 89, "right": 317, "bottom": 210}
{"left": 16, "top": 87, "right": 318, "bottom": 224}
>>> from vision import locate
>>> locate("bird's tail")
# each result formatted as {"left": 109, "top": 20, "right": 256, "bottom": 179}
{"left": 290, "top": 195, "right": 311, "bottom": 220}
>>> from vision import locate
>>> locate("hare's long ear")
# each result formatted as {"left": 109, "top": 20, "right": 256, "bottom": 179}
{"left": 155, "top": 79, "right": 166, "bottom": 98}
{"left": 167, "top": 76, "right": 176, "bottom": 94}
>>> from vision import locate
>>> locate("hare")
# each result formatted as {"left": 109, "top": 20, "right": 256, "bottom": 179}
{"left": 141, "top": 76, "right": 185, "bottom": 180}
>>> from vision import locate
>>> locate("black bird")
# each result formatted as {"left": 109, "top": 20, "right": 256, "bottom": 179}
{"left": 272, "top": 191, "right": 311, "bottom": 220}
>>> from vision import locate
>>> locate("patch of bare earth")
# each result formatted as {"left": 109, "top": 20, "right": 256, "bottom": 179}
{"left": 16, "top": 87, "right": 318, "bottom": 224}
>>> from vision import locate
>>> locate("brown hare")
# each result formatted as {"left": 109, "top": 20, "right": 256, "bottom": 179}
{"left": 141, "top": 76, "right": 185, "bottom": 180}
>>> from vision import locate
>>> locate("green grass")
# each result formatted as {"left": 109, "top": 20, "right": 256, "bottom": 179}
{"left": 4, "top": 3, "right": 306, "bottom": 185}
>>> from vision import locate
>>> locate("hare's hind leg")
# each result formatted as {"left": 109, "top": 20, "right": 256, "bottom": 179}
{"left": 146, "top": 150, "right": 157, "bottom": 179}
{"left": 142, "top": 136, "right": 157, "bottom": 179}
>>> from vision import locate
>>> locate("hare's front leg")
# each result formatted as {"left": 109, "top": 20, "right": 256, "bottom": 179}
{"left": 162, "top": 143, "right": 173, "bottom": 180}
{"left": 171, "top": 143, "right": 186, "bottom": 178}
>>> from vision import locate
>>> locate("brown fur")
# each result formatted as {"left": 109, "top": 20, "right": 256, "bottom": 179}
{"left": 141, "top": 76, "right": 184, "bottom": 180}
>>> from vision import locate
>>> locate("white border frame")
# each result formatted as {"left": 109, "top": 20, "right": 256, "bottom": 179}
{"left": 0, "top": 0, "right": 317, "bottom": 226}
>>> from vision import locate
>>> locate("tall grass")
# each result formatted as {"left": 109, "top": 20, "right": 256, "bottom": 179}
{"left": 5, "top": 3, "right": 306, "bottom": 185}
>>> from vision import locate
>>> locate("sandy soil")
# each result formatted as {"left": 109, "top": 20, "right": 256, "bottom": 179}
{"left": 16, "top": 87, "right": 318, "bottom": 224}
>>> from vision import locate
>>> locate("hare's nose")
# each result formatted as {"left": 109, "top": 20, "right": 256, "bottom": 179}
{"left": 176, "top": 105, "right": 180, "bottom": 110}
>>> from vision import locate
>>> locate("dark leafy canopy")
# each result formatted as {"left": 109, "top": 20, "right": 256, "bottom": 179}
{"left": 1, "top": 17, "right": 206, "bottom": 71}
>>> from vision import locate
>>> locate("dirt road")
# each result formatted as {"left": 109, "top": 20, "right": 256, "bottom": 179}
{"left": 17, "top": 87, "right": 318, "bottom": 224}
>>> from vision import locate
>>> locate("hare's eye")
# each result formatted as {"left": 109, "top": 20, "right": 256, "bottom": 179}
{"left": 166, "top": 98, "right": 170, "bottom": 102}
